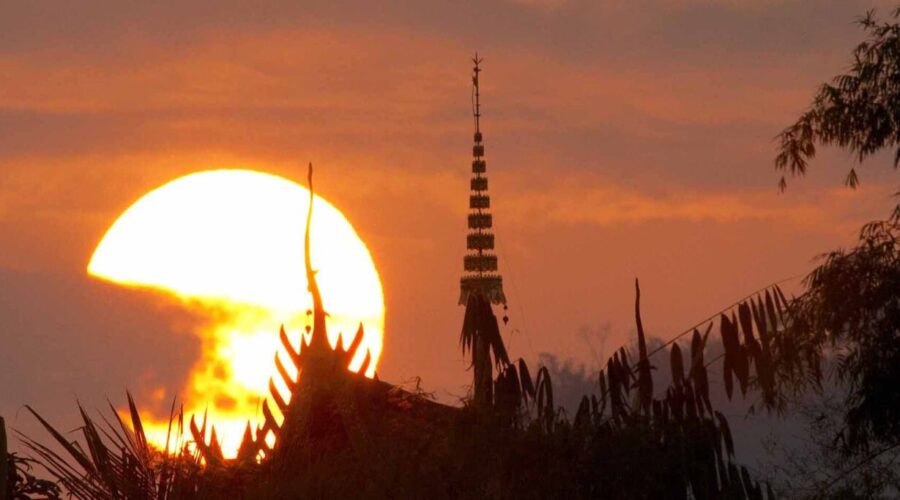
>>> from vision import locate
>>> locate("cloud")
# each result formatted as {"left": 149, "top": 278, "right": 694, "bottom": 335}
{"left": 0, "top": 24, "right": 841, "bottom": 192}
{"left": 0, "top": 269, "right": 203, "bottom": 452}
{"left": 495, "top": 171, "right": 896, "bottom": 233}
{"left": 0, "top": 0, "right": 884, "bottom": 66}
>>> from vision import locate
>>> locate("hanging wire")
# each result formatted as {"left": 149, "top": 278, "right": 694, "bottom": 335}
{"left": 644, "top": 273, "right": 805, "bottom": 360}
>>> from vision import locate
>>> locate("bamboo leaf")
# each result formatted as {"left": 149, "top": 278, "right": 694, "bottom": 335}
{"left": 764, "top": 290, "right": 779, "bottom": 330}
{"left": 738, "top": 302, "right": 754, "bottom": 343}
{"left": 634, "top": 278, "right": 653, "bottom": 414}
{"left": 723, "top": 354, "right": 734, "bottom": 400}
{"left": 25, "top": 405, "right": 98, "bottom": 477}
{"left": 714, "top": 411, "right": 735, "bottom": 458}
{"left": 720, "top": 314, "right": 739, "bottom": 400}
{"left": 535, "top": 366, "right": 554, "bottom": 428}
{"left": 126, "top": 391, "right": 149, "bottom": 463}
{"left": 189, "top": 416, "right": 222, "bottom": 467}
{"left": 460, "top": 294, "right": 478, "bottom": 356}
{"left": 574, "top": 396, "right": 590, "bottom": 428}
{"left": 740, "top": 466, "right": 755, "bottom": 498}
{"left": 670, "top": 343, "right": 684, "bottom": 387}
{"left": 774, "top": 285, "right": 789, "bottom": 316}
{"left": 731, "top": 312, "right": 750, "bottom": 396}
{"left": 683, "top": 382, "right": 698, "bottom": 421}
{"left": 690, "top": 329, "right": 711, "bottom": 415}
{"left": 619, "top": 348, "right": 632, "bottom": 385}
{"left": 77, "top": 405, "right": 117, "bottom": 496}
{"left": 518, "top": 358, "right": 535, "bottom": 401}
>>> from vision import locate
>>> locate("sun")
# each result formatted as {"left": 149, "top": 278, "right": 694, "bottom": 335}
{"left": 88, "top": 169, "right": 385, "bottom": 457}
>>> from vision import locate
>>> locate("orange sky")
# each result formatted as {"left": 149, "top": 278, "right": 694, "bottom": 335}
{"left": 2, "top": 0, "right": 899, "bottom": 436}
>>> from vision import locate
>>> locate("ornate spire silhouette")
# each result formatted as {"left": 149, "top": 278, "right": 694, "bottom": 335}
{"left": 460, "top": 54, "right": 506, "bottom": 307}
{"left": 304, "top": 162, "right": 329, "bottom": 352}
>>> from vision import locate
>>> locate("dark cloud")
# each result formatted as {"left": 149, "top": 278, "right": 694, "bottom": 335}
{"left": 651, "top": 0, "right": 870, "bottom": 54}
{"left": 0, "top": 0, "right": 885, "bottom": 62}
{"left": 1, "top": 0, "right": 892, "bottom": 189}
{"left": 0, "top": 269, "right": 201, "bottom": 452}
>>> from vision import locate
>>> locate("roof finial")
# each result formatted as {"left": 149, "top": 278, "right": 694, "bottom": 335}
{"left": 472, "top": 52, "right": 483, "bottom": 135}
{"left": 305, "top": 162, "right": 328, "bottom": 350}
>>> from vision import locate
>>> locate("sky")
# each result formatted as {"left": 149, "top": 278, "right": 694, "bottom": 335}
{"left": 2, "top": 0, "right": 900, "bottom": 452}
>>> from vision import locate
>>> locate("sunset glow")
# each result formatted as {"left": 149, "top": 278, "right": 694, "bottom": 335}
{"left": 87, "top": 169, "right": 385, "bottom": 456}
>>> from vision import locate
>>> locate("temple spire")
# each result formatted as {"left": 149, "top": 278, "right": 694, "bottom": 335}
{"left": 305, "top": 162, "right": 328, "bottom": 351}
{"left": 460, "top": 55, "right": 506, "bottom": 307}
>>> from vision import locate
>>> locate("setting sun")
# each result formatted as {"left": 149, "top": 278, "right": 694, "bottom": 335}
{"left": 87, "top": 169, "right": 385, "bottom": 456}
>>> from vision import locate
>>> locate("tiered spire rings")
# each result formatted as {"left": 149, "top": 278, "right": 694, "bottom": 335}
{"left": 460, "top": 55, "right": 506, "bottom": 307}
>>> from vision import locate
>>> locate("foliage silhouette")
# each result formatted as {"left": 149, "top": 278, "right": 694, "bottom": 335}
{"left": 16, "top": 395, "right": 238, "bottom": 499}
{"left": 775, "top": 206, "right": 900, "bottom": 453}
{"left": 773, "top": 4, "right": 900, "bottom": 461}
{"left": 763, "top": 394, "right": 900, "bottom": 498}
{"left": 776, "top": 7, "right": 900, "bottom": 189}
{"left": 15, "top": 274, "right": 787, "bottom": 499}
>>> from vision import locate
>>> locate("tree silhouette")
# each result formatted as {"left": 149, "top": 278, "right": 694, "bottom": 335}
{"left": 778, "top": 207, "right": 900, "bottom": 453}
{"left": 774, "top": 5, "right": 900, "bottom": 460}
{"left": 776, "top": 8, "right": 900, "bottom": 190}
